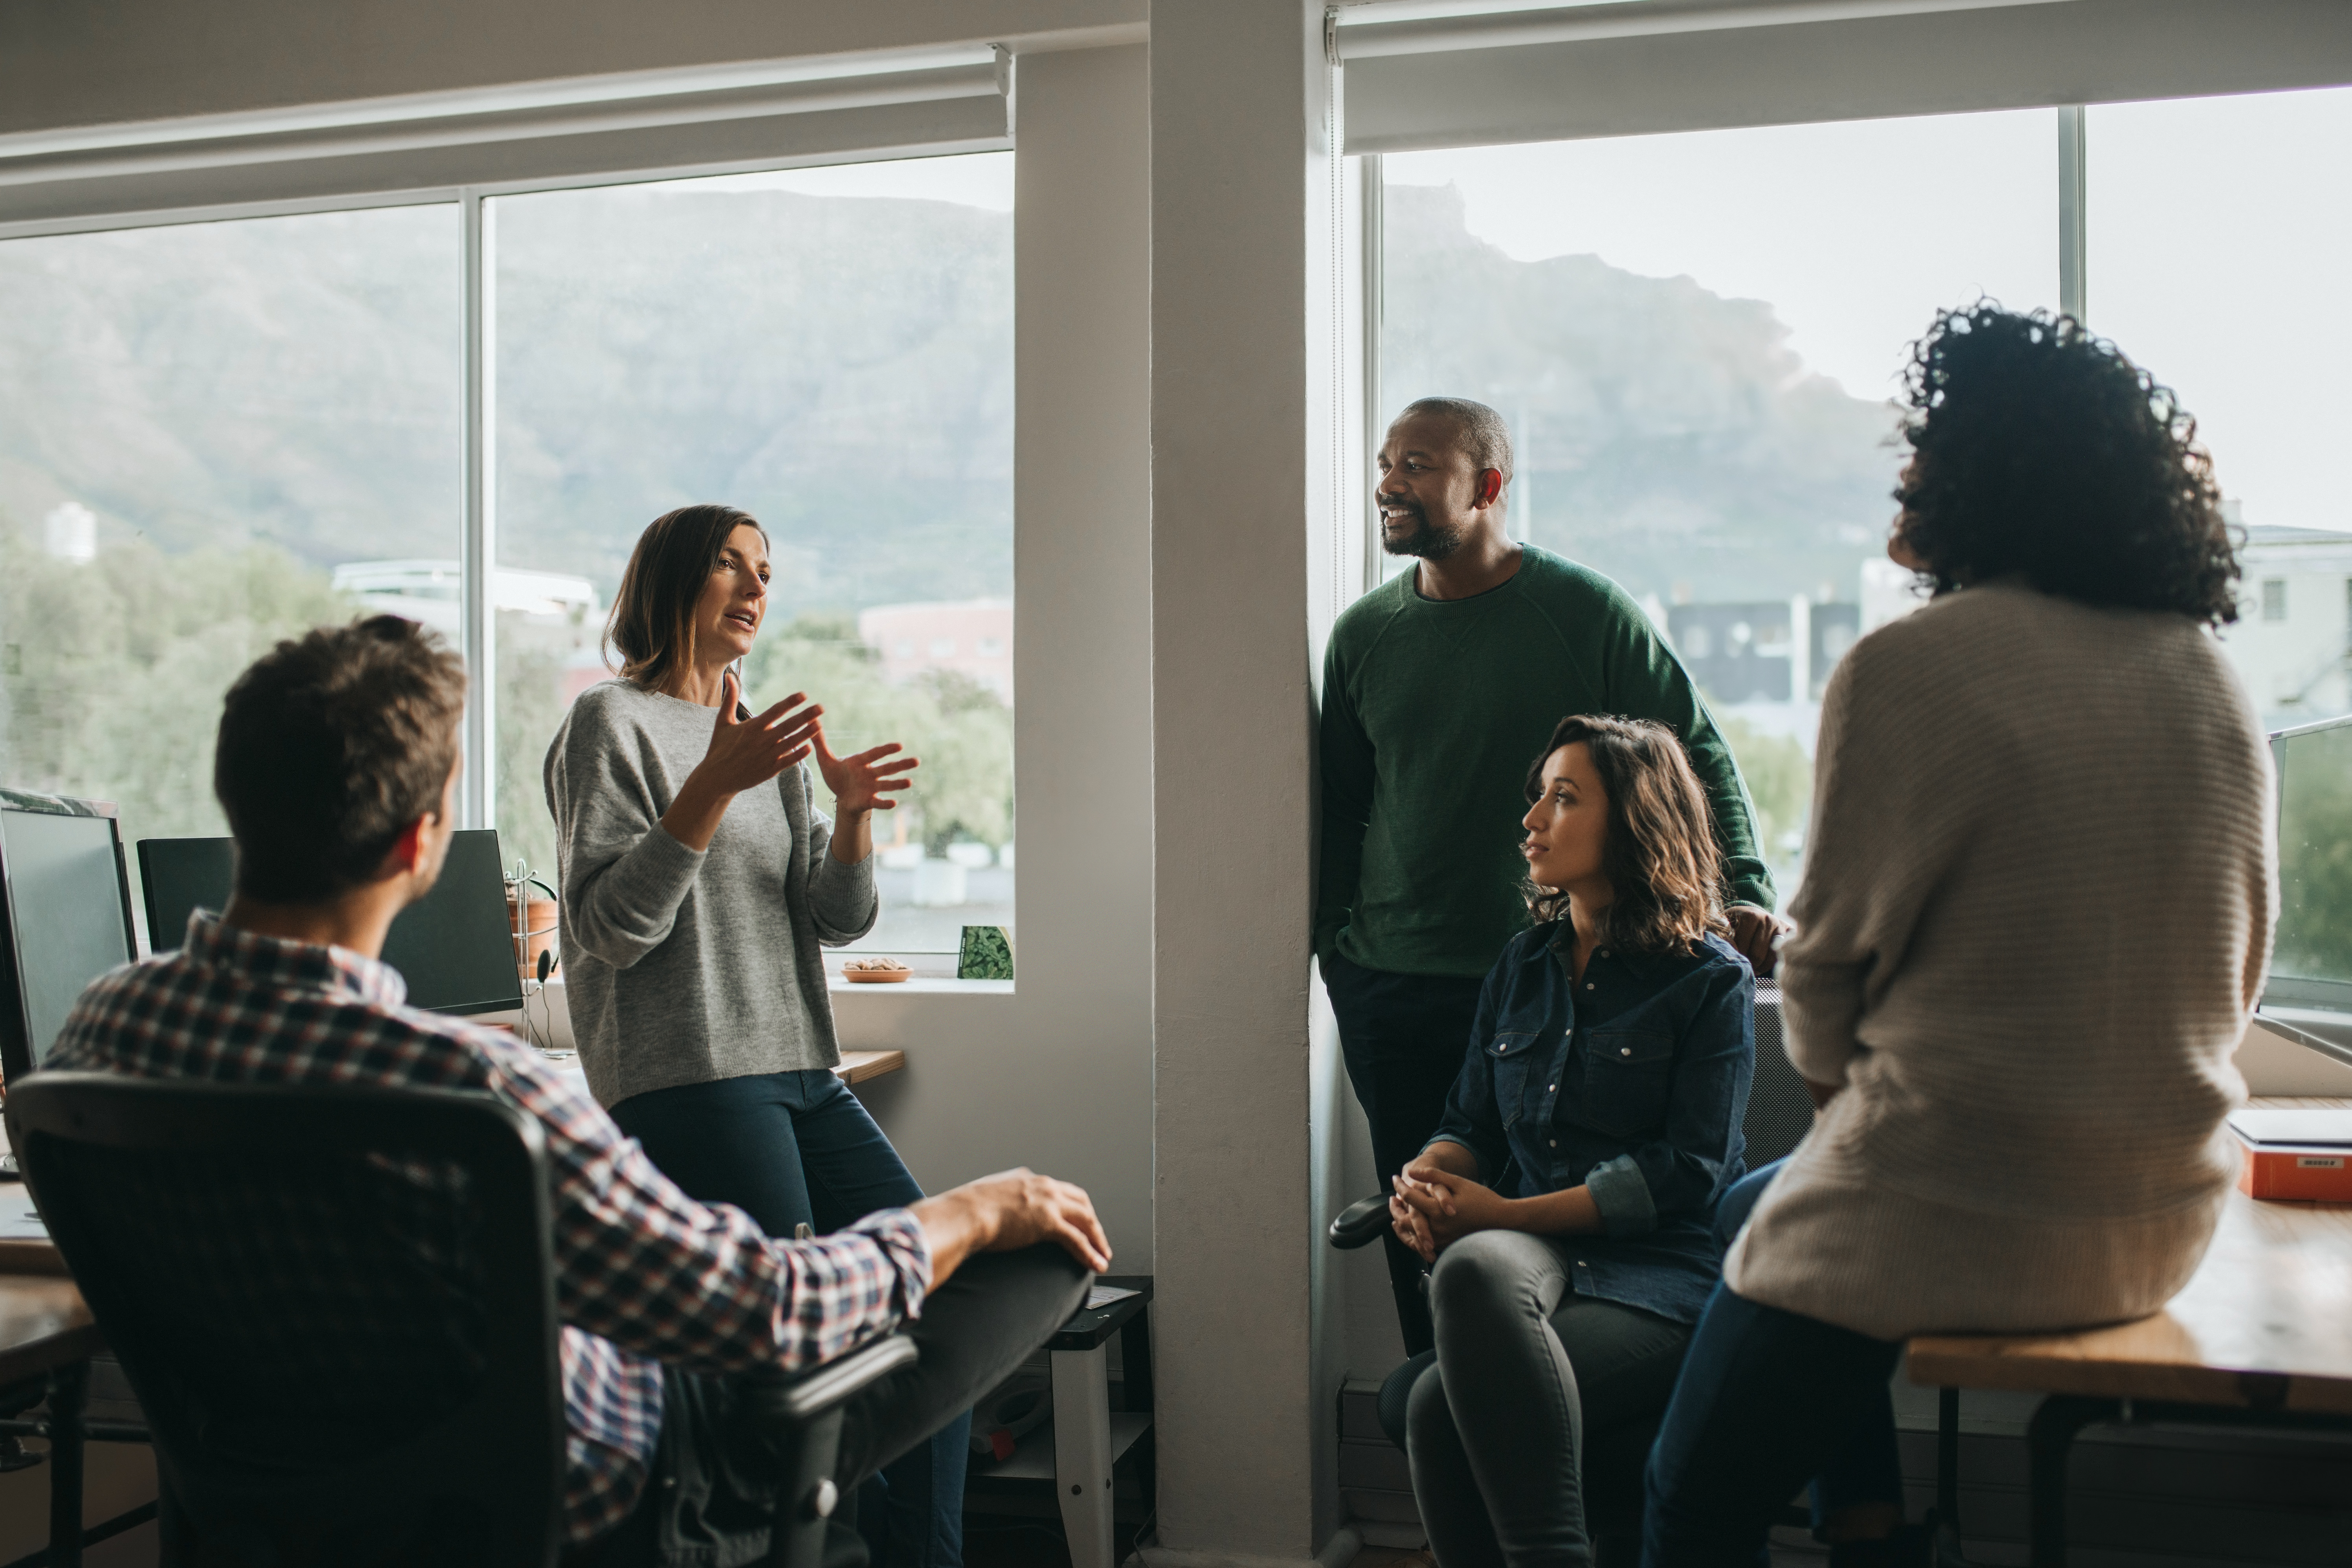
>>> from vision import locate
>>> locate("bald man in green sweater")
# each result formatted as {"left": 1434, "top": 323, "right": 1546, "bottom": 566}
{"left": 1316, "top": 395, "right": 1783, "bottom": 1356}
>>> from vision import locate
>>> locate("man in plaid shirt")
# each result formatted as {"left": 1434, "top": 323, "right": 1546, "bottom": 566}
{"left": 48, "top": 616, "right": 1106, "bottom": 1564}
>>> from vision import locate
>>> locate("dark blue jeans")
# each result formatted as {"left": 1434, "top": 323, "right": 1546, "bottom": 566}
{"left": 1641, "top": 1162, "right": 1906, "bottom": 1567}
{"left": 611, "top": 1069, "right": 973, "bottom": 1568}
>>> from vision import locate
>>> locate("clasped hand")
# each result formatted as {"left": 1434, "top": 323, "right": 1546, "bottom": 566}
{"left": 1388, "top": 1157, "right": 1513, "bottom": 1263}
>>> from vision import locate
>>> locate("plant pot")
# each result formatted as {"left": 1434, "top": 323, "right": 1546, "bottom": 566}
{"left": 507, "top": 892, "right": 558, "bottom": 983}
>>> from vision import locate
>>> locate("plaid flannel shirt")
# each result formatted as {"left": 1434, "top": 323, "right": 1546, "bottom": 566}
{"left": 44, "top": 914, "right": 932, "bottom": 1545}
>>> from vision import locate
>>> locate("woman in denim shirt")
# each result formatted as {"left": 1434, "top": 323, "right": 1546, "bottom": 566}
{"left": 1386, "top": 714, "right": 1752, "bottom": 1567}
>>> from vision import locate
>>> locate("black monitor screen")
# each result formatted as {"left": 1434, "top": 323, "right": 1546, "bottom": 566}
{"left": 139, "top": 829, "right": 523, "bottom": 1017}
{"left": 2268, "top": 717, "right": 2352, "bottom": 1008}
{"left": 0, "top": 802, "right": 136, "bottom": 1078}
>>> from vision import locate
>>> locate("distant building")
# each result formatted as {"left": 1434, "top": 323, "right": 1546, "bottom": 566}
{"left": 41, "top": 502, "right": 96, "bottom": 564}
{"left": 331, "top": 560, "right": 600, "bottom": 642}
{"left": 2216, "top": 525, "right": 2352, "bottom": 729}
{"left": 1665, "top": 597, "right": 1859, "bottom": 706}
{"left": 857, "top": 598, "right": 1012, "bottom": 701}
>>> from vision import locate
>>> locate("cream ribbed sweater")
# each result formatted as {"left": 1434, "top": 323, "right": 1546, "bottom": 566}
{"left": 1723, "top": 580, "right": 2276, "bottom": 1341}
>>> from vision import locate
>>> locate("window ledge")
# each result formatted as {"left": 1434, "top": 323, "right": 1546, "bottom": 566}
{"left": 829, "top": 977, "right": 1013, "bottom": 996}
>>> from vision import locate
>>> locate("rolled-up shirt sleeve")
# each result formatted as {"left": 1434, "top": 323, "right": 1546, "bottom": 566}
{"left": 1586, "top": 963, "right": 1753, "bottom": 1238}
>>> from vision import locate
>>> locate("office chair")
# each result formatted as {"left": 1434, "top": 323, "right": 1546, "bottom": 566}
{"left": 7, "top": 1075, "right": 912, "bottom": 1568}
{"left": 1327, "top": 984, "right": 1816, "bottom": 1563}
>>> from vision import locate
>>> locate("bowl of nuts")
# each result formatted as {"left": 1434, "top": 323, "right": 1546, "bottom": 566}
{"left": 843, "top": 957, "right": 914, "bottom": 983}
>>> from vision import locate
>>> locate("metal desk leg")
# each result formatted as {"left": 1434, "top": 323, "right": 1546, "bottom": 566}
{"left": 1933, "top": 1387, "right": 1965, "bottom": 1565}
{"left": 1052, "top": 1344, "right": 1115, "bottom": 1568}
{"left": 2025, "top": 1395, "right": 2119, "bottom": 1568}
{"left": 48, "top": 1359, "right": 88, "bottom": 1568}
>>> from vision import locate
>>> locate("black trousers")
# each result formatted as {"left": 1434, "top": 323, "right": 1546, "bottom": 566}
{"left": 1324, "top": 949, "right": 1488, "bottom": 1358}
{"left": 566, "top": 1245, "right": 1090, "bottom": 1568}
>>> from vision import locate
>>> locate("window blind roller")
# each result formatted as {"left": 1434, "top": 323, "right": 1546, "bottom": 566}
{"left": 0, "top": 50, "right": 1008, "bottom": 229}
{"left": 1339, "top": 0, "right": 2352, "bottom": 154}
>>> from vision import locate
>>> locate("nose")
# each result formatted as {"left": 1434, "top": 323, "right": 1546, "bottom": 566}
{"left": 1522, "top": 802, "right": 1544, "bottom": 832}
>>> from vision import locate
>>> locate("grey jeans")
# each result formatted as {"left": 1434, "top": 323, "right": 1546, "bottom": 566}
{"left": 1407, "top": 1230, "right": 1691, "bottom": 1568}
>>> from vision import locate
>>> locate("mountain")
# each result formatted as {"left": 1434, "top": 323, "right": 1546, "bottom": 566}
{"left": 1383, "top": 182, "right": 1904, "bottom": 606}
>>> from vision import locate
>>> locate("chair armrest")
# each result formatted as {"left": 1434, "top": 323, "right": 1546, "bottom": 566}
{"left": 1328, "top": 1192, "right": 1391, "bottom": 1250}
{"left": 775, "top": 1335, "right": 918, "bottom": 1424}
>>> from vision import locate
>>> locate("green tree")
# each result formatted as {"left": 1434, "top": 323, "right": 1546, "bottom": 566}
{"left": 0, "top": 517, "right": 355, "bottom": 901}
{"left": 1714, "top": 714, "right": 1814, "bottom": 890}
{"left": 744, "top": 614, "right": 1013, "bottom": 857}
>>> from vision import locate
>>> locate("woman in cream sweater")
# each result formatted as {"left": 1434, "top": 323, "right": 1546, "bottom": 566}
{"left": 1643, "top": 305, "right": 2274, "bottom": 1566}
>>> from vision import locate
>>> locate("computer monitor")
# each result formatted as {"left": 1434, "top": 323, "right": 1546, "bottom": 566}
{"left": 138, "top": 829, "right": 525, "bottom": 1017}
{"left": 2265, "top": 713, "right": 2352, "bottom": 1013}
{"left": 0, "top": 792, "right": 138, "bottom": 1084}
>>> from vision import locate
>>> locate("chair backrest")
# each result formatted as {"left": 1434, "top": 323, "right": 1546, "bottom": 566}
{"left": 1742, "top": 982, "right": 1816, "bottom": 1169}
{"left": 7, "top": 1074, "right": 566, "bottom": 1568}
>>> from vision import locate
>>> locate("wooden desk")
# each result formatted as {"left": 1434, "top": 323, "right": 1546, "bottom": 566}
{"left": 0, "top": 1270, "right": 103, "bottom": 1567}
{"left": 834, "top": 1049, "right": 906, "bottom": 1087}
{"left": 1908, "top": 1098, "right": 2352, "bottom": 1565}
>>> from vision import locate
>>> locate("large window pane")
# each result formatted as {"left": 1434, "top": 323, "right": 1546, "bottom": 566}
{"left": 0, "top": 207, "right": 460, "bottom": 946}
{"left": 1381, "top": 112, "right": 2058, "bottom": 890}
{"left": 2091, "top": 86, "right": 2352, "bottom": 731}
{"left": 490, "top": 152, "right": 1014, "bottom": 953}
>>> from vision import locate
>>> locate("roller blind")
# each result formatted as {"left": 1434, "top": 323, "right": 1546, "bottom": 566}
{"left": 0, "top": 48, "right": 1009, "bottom": 229}
{"left": 1339, "top": 0, "right": 2352, "bottom": 153}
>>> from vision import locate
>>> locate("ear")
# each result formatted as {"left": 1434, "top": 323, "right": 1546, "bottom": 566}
{"left": 1477, "top": 469, "right": 1504, "bottom": 509}
{"left": 382, "top": 815, "right": 433, "bottom": 879}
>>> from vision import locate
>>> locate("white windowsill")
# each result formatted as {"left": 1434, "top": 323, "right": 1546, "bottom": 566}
{"left": 830, "top": 977, "right": 1013, "bottom": 996}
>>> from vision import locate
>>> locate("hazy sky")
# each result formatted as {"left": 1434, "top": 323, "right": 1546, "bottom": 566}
{"left": 1387, "top": 85, "right": 2352, "bottom": 532}
{"left": 1387, "top": 109, "right": 2060, "bottom": 402}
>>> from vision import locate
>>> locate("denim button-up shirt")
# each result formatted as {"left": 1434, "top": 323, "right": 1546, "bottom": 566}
{"left": 1425, "top": 920, "right": 1755, "bottom": 1324}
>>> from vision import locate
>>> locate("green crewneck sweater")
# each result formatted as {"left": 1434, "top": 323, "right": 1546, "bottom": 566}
{"left": 1316, "top": 545, "right": 1772, "bottom": 978}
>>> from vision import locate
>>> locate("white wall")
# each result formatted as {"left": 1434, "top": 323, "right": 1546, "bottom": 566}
{"left": 837, "top": 41, "right": 1156, "bottom": 1272}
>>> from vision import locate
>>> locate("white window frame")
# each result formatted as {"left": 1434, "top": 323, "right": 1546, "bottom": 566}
{"left": 0, "top": 51, "right": 1014, "bottom": 834}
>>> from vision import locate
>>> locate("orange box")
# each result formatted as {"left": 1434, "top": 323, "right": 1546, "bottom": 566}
{"left": 2228, "top": 1109, "right": 2352, "bottom": 1202}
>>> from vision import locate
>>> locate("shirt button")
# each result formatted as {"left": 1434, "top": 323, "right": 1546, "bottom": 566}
{"left": 1585, "top": 982, "right": 1595, "bottom": 991}
{"left": 1620, "top": 1047, "right": 1632, "bottom": 1056}
{"left": 1548, "top": 1083, "right": 1557, "bottom": 1092}
{"left": 1576, "top": 1260, "right": 1587, "bottom": 1267}
{"left": 1548, "top": 1138, "right": 1557, "bottom": 1147}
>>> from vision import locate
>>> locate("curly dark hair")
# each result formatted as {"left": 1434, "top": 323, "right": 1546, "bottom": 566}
{"left": 1892, "top": 303, "right": 2240, "bottom": 625}
{"left": 1522, "top": 714, "right": 1728, "bottom": 955}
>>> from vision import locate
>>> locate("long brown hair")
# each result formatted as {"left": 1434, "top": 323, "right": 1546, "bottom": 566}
{"left": 1522, "top": 714, "right": 1728, "bottom": 955}
{"left": 603, "top": 504, "right": 767, "bottom": 692}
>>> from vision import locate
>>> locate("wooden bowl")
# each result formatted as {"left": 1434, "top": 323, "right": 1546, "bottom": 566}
{"left": 843, "top": 968, "right": 914, "bottom": 984}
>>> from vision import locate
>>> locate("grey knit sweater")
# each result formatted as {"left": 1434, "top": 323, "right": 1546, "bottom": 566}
{"left": 1725, "top": 581, "right": 2276, "bottom": 1340}
{"left": 543, "top": 679, "right": 878, "bottom": 1109}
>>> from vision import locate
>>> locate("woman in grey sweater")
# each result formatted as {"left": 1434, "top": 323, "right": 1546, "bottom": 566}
{"left": 542, "top": 503, "right": 965, "bottom": 1567}
{"left": 1643, "top": 307, "right": 2273, "bottom": 1566}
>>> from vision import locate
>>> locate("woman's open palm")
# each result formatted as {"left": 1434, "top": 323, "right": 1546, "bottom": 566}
{"left": 813, "top": 724, "right": 918, "bottom": 816}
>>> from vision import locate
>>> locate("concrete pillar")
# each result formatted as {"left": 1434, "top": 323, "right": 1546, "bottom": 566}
{"left": 1147, "top": 1, "right": 1348, "bottom": 1562}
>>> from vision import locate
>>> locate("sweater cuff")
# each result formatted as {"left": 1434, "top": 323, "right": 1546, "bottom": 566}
{"left": 809, "top": 847, "right": 879, "bottom": 941}
{"left": 1585, "top": 1154, "right": 1658, "bottom": 1238}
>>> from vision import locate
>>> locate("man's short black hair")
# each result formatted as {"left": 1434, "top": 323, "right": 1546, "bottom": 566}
{"left": 214, "top": 616, "right": 468, "bottom": 903}
{"left": 1396, "top": 396, "right": 1515, "bottom": 484}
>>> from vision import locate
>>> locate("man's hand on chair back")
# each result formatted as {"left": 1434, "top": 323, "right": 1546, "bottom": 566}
{"left": 914, "top": 1169, "right": 1111, "bottom": 1283}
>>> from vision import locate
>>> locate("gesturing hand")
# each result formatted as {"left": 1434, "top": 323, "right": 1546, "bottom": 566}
{"left": 696, "top": 670, "right": 822, "bottom": 797}
{"left": 812, "top": 724, "right": 918, "bottom": 817}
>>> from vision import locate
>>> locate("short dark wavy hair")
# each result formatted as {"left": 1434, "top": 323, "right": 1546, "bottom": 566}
{"left": 1522, "top": 714, "right": 1728, "bottom": 955}
{"left": 216, "top": 616, "right": 468, "bottom": 903}
{"left": 1893, "top": 303, "right": 2240, "bottom": 626}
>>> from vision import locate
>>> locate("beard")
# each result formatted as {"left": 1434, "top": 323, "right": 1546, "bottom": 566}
{"left": 1379, "top": 504, "right": 1465, "bottom": 560}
